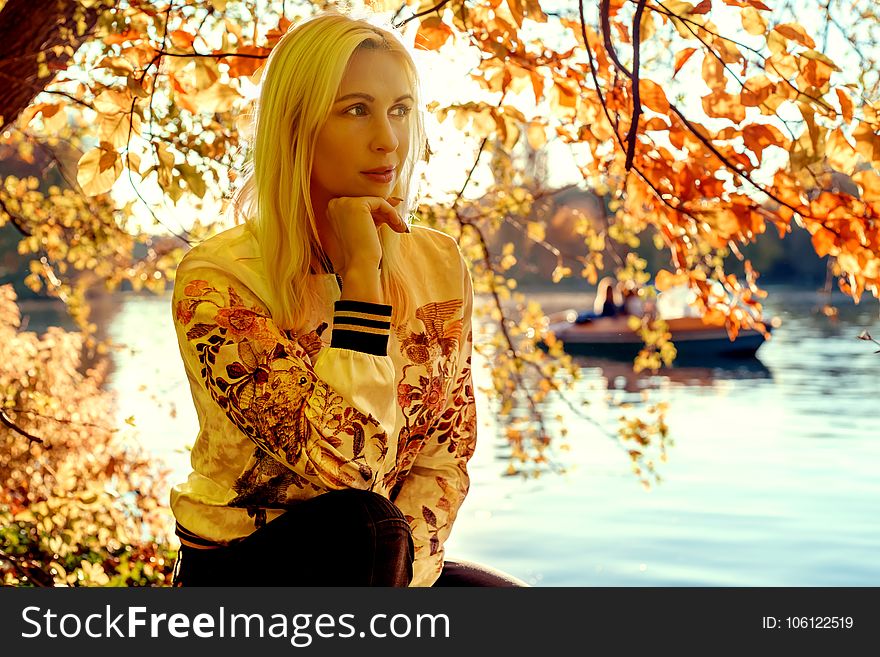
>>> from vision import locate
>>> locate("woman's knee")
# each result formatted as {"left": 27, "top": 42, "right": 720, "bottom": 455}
{"left": 317, "top": 488, "right": 407, "bottom": 526}
{"left": 312, "top": 489, "right": 414, "bottom": 585}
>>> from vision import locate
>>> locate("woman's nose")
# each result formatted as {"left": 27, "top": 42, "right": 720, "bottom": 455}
{"left": 371, "top": 116, "right": 399, "bottom": 153}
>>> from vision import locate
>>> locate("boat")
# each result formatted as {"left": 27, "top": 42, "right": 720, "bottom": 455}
{"left": 538, "top": 310, "right": 779, "bottom": 360}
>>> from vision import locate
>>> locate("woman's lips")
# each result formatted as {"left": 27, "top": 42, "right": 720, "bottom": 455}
{"left": 362, "top": 169, "right": 394, "bottom": 183}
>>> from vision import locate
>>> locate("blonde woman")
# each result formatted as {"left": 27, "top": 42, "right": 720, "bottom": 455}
{"left": 169, "top": 10, "right": 525, "bottom": 587}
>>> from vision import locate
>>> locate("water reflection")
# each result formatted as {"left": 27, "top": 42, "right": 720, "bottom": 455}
{"left": 579, "top": 354, "right": 773, "bottom": 392}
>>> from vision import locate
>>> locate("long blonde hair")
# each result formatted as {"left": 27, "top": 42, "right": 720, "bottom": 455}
{"left": 232, "top": 10, "right": 425, "bottom": 331}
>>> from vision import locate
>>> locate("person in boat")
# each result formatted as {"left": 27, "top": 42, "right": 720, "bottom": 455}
{"left": 618, "top": 281, "right": 644, "bottom": 317}
{"left": 595, "top": 276, "right": 622, "bottom": 317}
{"left": 574, "top": 276, "right": 623, "bottom": 324}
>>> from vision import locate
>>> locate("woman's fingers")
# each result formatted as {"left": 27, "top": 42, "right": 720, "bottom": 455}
{"left": 371, "top": 196, "right": 409, "bottom": 233}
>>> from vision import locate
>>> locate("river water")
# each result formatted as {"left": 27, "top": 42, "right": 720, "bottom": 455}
{"left": 18, "top": 285, "right": 880, "bottom": 586}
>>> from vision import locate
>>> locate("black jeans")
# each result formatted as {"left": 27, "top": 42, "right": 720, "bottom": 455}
{"left": 172, "top": 489, "right": 526, "bottom": 587}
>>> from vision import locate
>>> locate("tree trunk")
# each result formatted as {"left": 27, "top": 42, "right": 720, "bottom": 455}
{"left": 0, "top": 0, "right": 100, "bottom": 132}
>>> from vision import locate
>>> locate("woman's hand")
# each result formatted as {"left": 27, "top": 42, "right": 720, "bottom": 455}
{"left": 325, "top": 195, "right": 409, "bottom": 275}
{"left": 324, "top": 195, "right": 408, "bottom": 304}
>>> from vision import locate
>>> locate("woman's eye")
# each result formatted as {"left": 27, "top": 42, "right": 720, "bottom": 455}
{"left": 392, "top": 105, "right": 412, "bottom": 117}
{"left": 345, "top": 104, "right": 412, "bottom": 117}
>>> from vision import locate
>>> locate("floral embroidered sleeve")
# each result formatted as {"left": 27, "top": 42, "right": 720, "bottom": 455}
{"left": 391, "top": 259, "right": 477, "bottom": 587}
{"left": 172, "top": 265, "right": 397, "bottom": 495}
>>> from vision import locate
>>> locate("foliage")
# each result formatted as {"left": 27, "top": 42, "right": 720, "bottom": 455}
{"left": 0, "top": 0, "right": 879, "bottom": 584}
{"left": 0, "top": 284, "right": 175, "bottom": 585}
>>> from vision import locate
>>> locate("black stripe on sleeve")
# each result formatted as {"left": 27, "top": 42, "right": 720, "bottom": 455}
{"left": 330, "top": 300, "right": 393, "bottom": 356}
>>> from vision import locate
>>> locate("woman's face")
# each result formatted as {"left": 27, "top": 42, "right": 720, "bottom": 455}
{"left": 310, "top": 49, "right": 413, "bottom": 206}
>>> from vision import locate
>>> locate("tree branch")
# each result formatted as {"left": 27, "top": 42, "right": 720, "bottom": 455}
{"left": 393, "top": 0, "right": 453, "bottom": 29}
{"left": 0, "top": 196, "right": 32, "bottom": 237}
{"left": 1, "top": 409, "right": 44, "bottom": 444}
{"left": 625, "top": 0, "right": 647, "bottom": 171}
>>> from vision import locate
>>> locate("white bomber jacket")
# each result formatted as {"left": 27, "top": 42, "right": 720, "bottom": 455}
{"left": 169, "top": 222, "right": 476, "bottom": 587}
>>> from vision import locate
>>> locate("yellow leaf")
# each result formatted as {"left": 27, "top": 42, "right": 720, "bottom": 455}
{"left": 766, "top": 30, "right": 787, "bottom": 56}
{"left": 96, "top": 55, "right": 135, "bottom": 76}
{"left": 639, "top": 9, "right": 655, "bottom": 43}
{"left": 825, "top": 129, "right": 858, "bottom": 175}
{"left": 741, "top": 6, "right": 767, "bottom": 35}
{"left": 77, "top": 146, "right": 122, "bottom": 196}
{"left": 526, "top": 120, "right": 546, "bottom": 149}
{"left": 125, "top": 151, "right": 142, "bottom": 174}
{"left": 178, "top": 163, "right": 207, "bottom": 199}
{"left": 98, "top": 111, "right": 142, "bottom": 149}
{"left": 193, "top": 58, "right": 220, "bottom": 89}
{"left": 701, "top": 55, "right": 726, "bottom": 93}
{"left": 799, "top": 50, "right": 840, "bottom": 71}
{"left": 155, "top": 142, "right": 175, "bottom": 170}
{"left": 765, "top": 52, "right": 798, "bottom": 79}
{"left": 663, "top": 0, "right": 696, "bottom": 15}
{"left": 527, "top": 221, "right": 545, "bottom": 242}
{"left": 773, "top": 23, "right": 816, "bottom": 49}
{"left": 93, "top": 89, "right": 134, "bottom": 115}
{"left": 124, "top": 416, "right": 136, "bottom": 427}
{"left": 192, "top": 81, "right": 239, "bottom": 113}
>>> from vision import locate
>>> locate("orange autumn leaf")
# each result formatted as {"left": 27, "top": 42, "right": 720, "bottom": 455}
{"left": 702, "top": 91, "right": 746, "bottom": 123}
{"left": 798, "top": 58, "right": 833, "bottom": 89}
{"left": 415, "top": 16, "right": 454, "bottom": 51}
{"left": 506, "top": 0, "right": 525, "bottom": 28}
{"left": 224, "top": 45, "right": 270, "bottom": 78}
{"left": 673, "top": 47, "right": 697, "bottom": 78}
{"left": 741, "top": 74, "right": 773, "bottom": 106}
{"left": 836, "top": 88, "right": 853, "bottom": 123}
{"left": 853, "top": 122, "right": 880, "bottom": 164}
{"left": 655, "top": 269, "right": 688, "bottom": 291}
{"left": 643, "top": 117, "right": 670, "bottom": 131}
{"left": 169, "top": 30, "right": 196, "bottom": 51}
{"left": 852, "top": 170, "right": 880, "bottom": 203}
{"left": 639, "top": 79, "right": 669, "bottom": 113}
{"left": 811, "top": 227, "right": 837, "bottom": 258}
{"left": 742, "top": 123, "right": 786, "bottom": 164}
{"left": 103, "top": 29, "right": 141, "bottom": 46}
{"left": 722, "top": 0, "right": 771, "bottom": 8}
{"left": 702, "top": 308, "right": 727, "bottom": 327}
